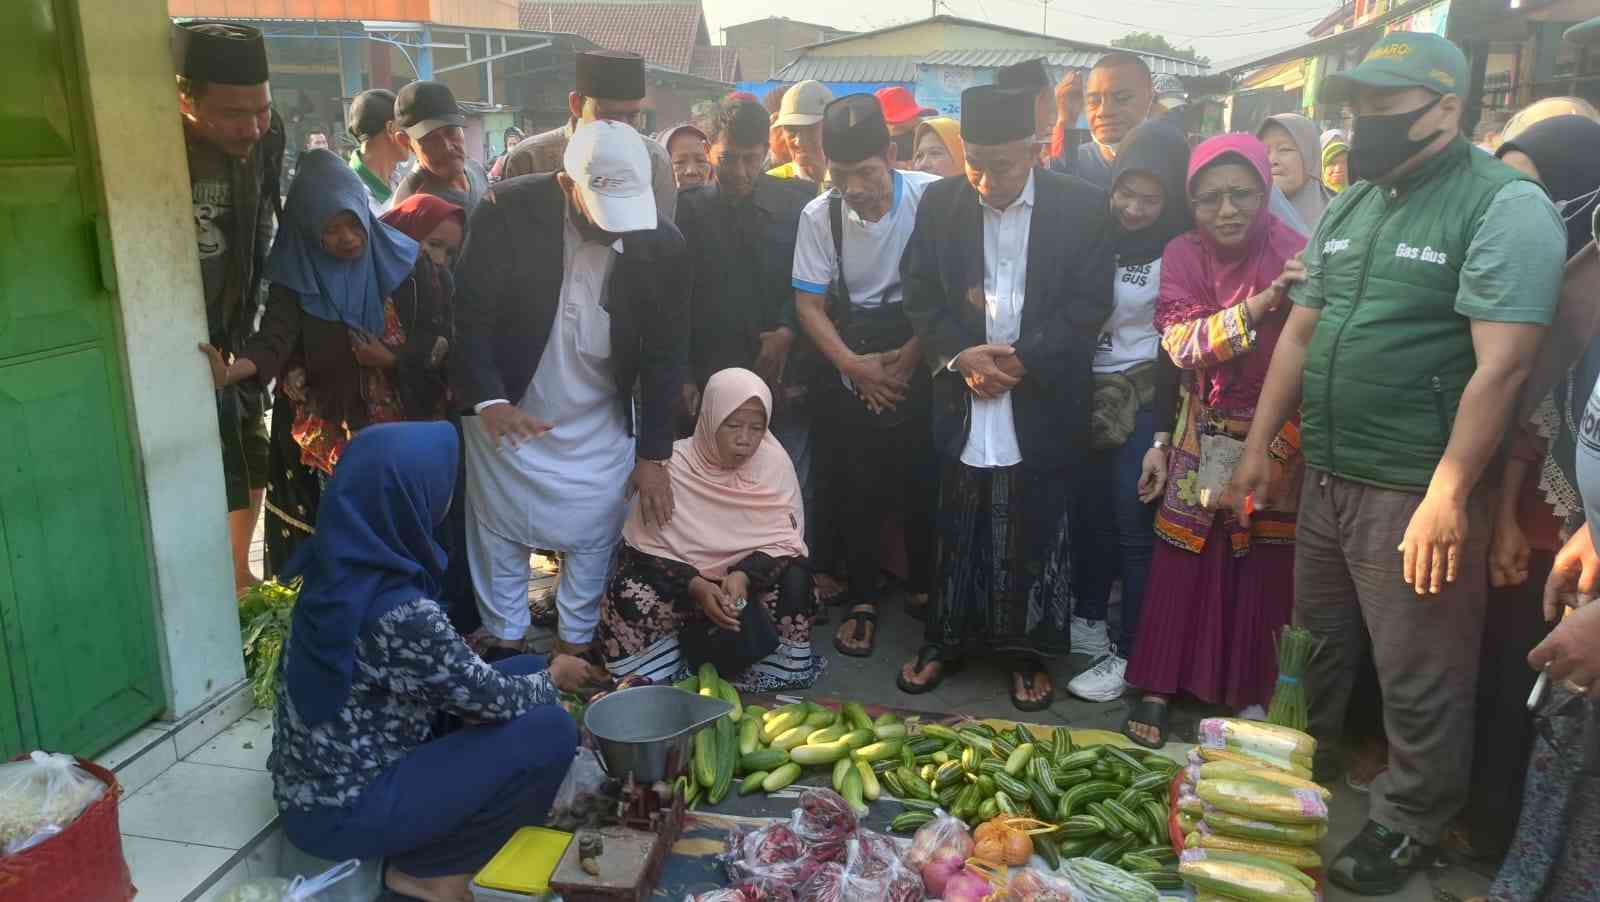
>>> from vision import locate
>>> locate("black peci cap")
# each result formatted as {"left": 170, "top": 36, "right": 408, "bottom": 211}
{"left": 576, "top": 49, "right": 647, "bottom": 101}
{"left": 996, "top": 57, "right": 1050, "bottom": 94}
{"left": 347, "top": 89, "right": 397, "bottom": 141}
{"left": 395, "top": 81, "right": 464, "bottom": 140}
{"left": 822, "top": 94, "right": 890, "bottom": 164}
{"left": 960, "top": 85, "right": 1036, "bottom": 145}
{"left": 173, "top": 21, "right": 269, "bottom": 86}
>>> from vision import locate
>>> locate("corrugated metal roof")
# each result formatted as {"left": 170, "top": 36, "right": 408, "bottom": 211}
{"left": 775, "top": 55, "right": 922, "bottom": 83}
{"left": 518, "top": 0, "right": 704, "bottom": 72}
{"left": 919, "top": 48, "right": 1207, "bottom": 77}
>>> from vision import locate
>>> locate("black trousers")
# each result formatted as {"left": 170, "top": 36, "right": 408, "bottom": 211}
{"left": 819, "top": 403, "right": 937, "bottom": 604}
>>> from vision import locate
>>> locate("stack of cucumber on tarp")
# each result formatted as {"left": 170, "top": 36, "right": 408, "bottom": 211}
{"left": 1172, "top": 718, "right": 1330, "bottom": 902}
{"left": 677, "top": 664, "right": 909, "bottom": 812}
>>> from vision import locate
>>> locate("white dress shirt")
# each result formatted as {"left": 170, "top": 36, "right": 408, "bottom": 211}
{"left": 463, "top": 215, "right": 635, "bottom": 552}
{"left": 960, "top": 170, "right": 1035, "bottom": 469}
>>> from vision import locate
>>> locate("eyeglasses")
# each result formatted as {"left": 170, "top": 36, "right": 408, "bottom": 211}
{"left": 1190, "top": 187, "right": 1263, "bottom": 214}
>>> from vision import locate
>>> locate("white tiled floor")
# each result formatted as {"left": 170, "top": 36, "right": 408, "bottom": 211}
{"left": 123, "top": 835, "right": 237, "bottom": 902}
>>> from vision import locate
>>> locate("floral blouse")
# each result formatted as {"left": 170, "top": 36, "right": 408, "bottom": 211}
{"left": 269, "top": 597, "right": 556, "bottom": 810}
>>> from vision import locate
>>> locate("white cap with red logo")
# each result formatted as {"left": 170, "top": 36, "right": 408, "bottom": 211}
{"left": 563, "top": 120, "right": 655, "bottom": 233}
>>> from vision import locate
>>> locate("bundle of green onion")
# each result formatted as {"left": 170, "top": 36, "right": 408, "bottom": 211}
{"left": 1267, "top": 626, "right": 1320, "bottom": 731}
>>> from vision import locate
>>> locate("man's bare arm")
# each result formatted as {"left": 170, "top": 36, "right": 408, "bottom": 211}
{"left": 1518, "top": 243, "right": 1600, "bottom": 423}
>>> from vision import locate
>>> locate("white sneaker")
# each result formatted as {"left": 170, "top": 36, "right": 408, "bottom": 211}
{"left": 1067, "top": 653, "right": 1127, "bottom": 702}
{"left": 1071, "top": 617, "right": 1112, "bottom": 658}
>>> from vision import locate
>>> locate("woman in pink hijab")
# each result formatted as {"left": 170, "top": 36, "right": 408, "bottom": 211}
{"left": 1122, "top": 134, "right": 1308, "bottom": 748}
{"left": 597, "top": 368, "right": 821, "bottom": 691}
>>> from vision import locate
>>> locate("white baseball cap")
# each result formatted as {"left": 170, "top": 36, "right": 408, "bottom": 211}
{"left": 563, "top": 120, "right": 656, "bottom": 233}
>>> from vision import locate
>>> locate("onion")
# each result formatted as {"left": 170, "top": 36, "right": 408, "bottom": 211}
{"left": 920, "top": 851, "right": 965, "bottom": 897}
{"left": 941, "top": 868, "right": 993, "bottom": 902}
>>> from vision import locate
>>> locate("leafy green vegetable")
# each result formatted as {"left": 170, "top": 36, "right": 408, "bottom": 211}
{"left": 238, "top": 580, "right": 300, "bottom": 709}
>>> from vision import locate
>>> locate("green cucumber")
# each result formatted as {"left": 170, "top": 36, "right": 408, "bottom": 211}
{"left": 714, "top": 678, "right": 742, "bottom": 722}
{"left": 1033, "top": 832, "right": 1061, "bottom": 870}
{"left": 803, "top": 706, "right": 837, "bottom": 728}
{"left": 841, "top": 766, "right": 866, "bottom": 814}
{"left": 1057, "top": 814, "right": 1106, "bottom": 838}
{"left": 1055, "top": 767, "right": 1094, "bottom": 790}
{"left": 1004, "top": 742, "right": 1035, "bottom": 776}
{"left": 832, "top": 756, "right": 853, "bottom": 792}
{"left": 772, "top": 725, "right": 812, "bottom": 751}
{"left": 1058, "top": 748, "right": 1102, "bottom": 771}
{"left": 857, "top": 760, "right": 881, "bottom": 801}
{"left": 740, "top": 749, "right": 789, "bottom": 772}
{"left": 890, "top": 811, "right": 934, "bottom": 833}
{"left": 806, "top": 725, "right": 847, "bottom": 745}
{"left": 842, "top": 702, "right": 874, "bottom": 733}
{"left": 762, "top": 763, "right": 801, "bottom": 792}
{"left": 851, "top": 738, "right": 904, "bottom": 763}
{"left": 739, "top": 771, "right": 769, "bottom": 795}
{"left": 738, "top": 716, "right": 762, "bottom": 756}
{"left": 1102, "top": 744, "right": 1149, "bottom": 775}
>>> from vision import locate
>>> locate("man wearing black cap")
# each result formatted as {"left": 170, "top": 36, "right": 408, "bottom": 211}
{"left": 174, "top": 20, "right": 285, "bottom": 593}
{"left": 996, "top": 57, "right": 1056, "bottom": 164}
{"left": 346, "top": 88, "right": 411, "bottom": 214}
{"left": 898, "top": 83, "right": 1114, "bottom": 710}
{"left": 391, "top": 80, "right": 489, "bottom": 215}
{"left": 675, "top": 95, "right": 817, "bottom": 502}
{"left": 502, "top": 49, "right": 676, "bottom": 222}
{"left": 792, "top": 94, "right": 940, "bottom": 659}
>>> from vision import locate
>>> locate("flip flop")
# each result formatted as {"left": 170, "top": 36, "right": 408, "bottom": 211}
{"left": 897, "top": 644, "right": 963, "bottom": 694}
{"left": 832, "top": 604, "right": 878, "bottom": 657}
{"left": 1010, "top": 656, "right": 1055, "bottom": 712}
{"left": 1121, "top": 696, "right": 1170, "bottom": 749}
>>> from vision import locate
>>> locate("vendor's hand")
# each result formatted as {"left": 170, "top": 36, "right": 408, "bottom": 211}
{"left": 1489, "top": 514, "right": 1532, "bottom": 588}
{"left": 755, "top": 328, "right": 795, "bottom": 388}
{"left": 1544, "top": 524, "right": 1600, "bottom": 621}
{"left": 349, "top": 329, "right": 398, "bottom": 369}
{"left": 1399, "top": 490, "right": 1469, "bottom": 596}
{"left": 722, "top": 571, "right": 751, "bottom": 609}
{"left": 1528, "top": 600, "right": 1600, "bottom": 696}
{"left": 548, "top": 653, "right": 594, "bottom": 692}
{"left": 198, "top": 342, "right": 230, "bottom": 390}
{"left": 1137, "top": 442, "right": 1169, "bottom": 503}
{"left": 845, "top": 353, "right": 907, "bottom": 414}
{"left": 280, "top": 367, "right": 308, "bottom": 403}
{"left": 1055, "top": 71, "right": 1084, "bottom": 127}
{"left": 427, "top": 336, "right": 449, "bottom": 370}
{"left": 478, "top": 401, "right": 554, "bottom": 449}
{"left": 691, "top": 576, "right": 741, "bottom": 631}
{"left": 1224, "top": 447, "right": 1274, "bottom": 527}
{"left": 954, "top": 344, "right": 1021, "bottom": 400}
{"left": 628, "top": 458, "right": 675, "bottom": 528}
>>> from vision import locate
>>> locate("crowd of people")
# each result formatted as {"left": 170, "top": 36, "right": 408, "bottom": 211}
{"left": 173, "top": 16, "right": 1600, "bottom": 902}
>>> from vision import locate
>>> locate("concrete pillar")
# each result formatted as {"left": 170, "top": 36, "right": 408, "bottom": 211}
{"left": 417, "top": 24, "right": 434, "bottom": 80}
{"left": 74, "top": 0, "right": 245, "bottom": 716}
{"left": 339, "top": 29, "right": 367, "bottom": 96}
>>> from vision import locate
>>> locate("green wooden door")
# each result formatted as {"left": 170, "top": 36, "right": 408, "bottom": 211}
{"left": 0, "top": 0, "right": 164, "bottom": 757}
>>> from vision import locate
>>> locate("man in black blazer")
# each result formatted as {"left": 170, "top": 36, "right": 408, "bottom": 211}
{"left": 898, "top": 85, "right": 1115, "bottom": 710}
{"left": 451, "top": 120, "right": 689, "bottom": 658}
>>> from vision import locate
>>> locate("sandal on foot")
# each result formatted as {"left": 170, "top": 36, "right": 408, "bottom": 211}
{"left": 1010, "top": 656, "right": 1055, "bottom": 712}
{"left": 1121, "top": 696, "right": 1170, "bottom": 749}
{"left": 897, "top": 644, "right": 963, "bottom": 694}
{"left": 832, "top": 604, "right": 878, "bottom": 658}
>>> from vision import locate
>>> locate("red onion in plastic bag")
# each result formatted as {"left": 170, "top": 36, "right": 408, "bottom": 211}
{"left": 685, "top": 879, "right": 798, "bottom": 902}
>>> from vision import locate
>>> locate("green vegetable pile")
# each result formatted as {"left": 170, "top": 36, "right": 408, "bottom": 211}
{"left": 884, "top": 722, "right": 1183, "bottom": 889}
{"left": 1266, "top": 626, "right": 1321, "bottom": 732}
{"left": 238, "top": 579, "right": 299, "bottom": 709}
{"left": 676, "top": 663, "right": 907, "bottom": 811}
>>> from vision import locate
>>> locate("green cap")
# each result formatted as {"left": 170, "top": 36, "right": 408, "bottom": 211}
{"left": 1566, "top": 16, "right": 1600, "bottom": 46}
{"left": 1321, "top": 32, "right": 1468, "bottom": 104}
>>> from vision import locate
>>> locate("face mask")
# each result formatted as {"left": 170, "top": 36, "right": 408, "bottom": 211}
{"left": 1348, "top": 94, "right": 1443, "bottom": 183}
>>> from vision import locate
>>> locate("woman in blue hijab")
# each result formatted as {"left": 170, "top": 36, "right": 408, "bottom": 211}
{"left": 201, "top": 148, "right": 458, "bottom": 572}
{"left": 268, "top": 422, "right": 591, "bottom": 901}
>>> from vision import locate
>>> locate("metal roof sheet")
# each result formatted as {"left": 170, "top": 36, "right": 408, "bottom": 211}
{"left": 919, "top": 48, "right": 1207, "bottom": 77}
{"left": 775, "top": 55, "right": 923, "bottom": 83}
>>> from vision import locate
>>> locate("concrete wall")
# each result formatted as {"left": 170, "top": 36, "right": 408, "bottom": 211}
{"left": 77, "top": 0, "right": 245, "bottom": 716}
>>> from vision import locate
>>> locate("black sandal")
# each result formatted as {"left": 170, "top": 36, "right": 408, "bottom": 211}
{"left": 1010, "top": 656, "right": 1055, "bottom": 712}
{"left": 1121, "top": 696, "right": 1170, "bottom": 749}
{"left": 897, "top": 644, "right": 963, "bottom": 694}
{"left": 832, "top": 604, "right": 878, "bottom": 657}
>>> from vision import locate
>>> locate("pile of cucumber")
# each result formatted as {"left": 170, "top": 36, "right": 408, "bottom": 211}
{"left": 675, "top": 670, "right": 907, "bottom": 814}
{"left": 884, "top": 722, "right": 1186, "bottom": 890}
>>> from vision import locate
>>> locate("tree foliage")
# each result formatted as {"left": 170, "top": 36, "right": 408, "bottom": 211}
{"left": 1111, "top": 31, "right": 1211, "bottom": 66}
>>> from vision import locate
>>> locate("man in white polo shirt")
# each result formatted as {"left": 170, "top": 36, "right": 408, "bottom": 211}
{"left": 793, "top": 94, "right": 939, "bottom": 659}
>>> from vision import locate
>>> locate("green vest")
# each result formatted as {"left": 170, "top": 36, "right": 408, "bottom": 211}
{"left": 1300, "top": 138, "right": 1532, "bottom": 491}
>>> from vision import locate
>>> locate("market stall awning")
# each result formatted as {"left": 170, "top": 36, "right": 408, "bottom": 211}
{"left": 1220, "top": 0, "right": 1452, "bottom": 75}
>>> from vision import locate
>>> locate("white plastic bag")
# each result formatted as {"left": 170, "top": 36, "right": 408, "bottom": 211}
{"left": 0, "top": 751, "right": 106, "bottom": 855}
{"left": 217, "top": 859, "right": 360, "bottom": 902}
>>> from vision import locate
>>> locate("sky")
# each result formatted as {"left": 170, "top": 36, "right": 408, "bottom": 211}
{"left": 699, "top": 0, "right": 1344, "bottom": 67}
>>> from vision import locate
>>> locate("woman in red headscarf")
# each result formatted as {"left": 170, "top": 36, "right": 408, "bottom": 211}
{"left": 1121, "top": 134, "right": 1308, "bottom": 748}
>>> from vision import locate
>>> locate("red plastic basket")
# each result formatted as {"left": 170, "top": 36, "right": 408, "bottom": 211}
{"left": 0, "top": 757, "right": 135, "bottom": 902}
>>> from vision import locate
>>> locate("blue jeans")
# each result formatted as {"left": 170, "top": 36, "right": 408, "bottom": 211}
{"left": 1072, "top": 406, "right": 1158, "bottom": 657}
{"left": 283, "top": 655, "right": 578, "bottom": 877}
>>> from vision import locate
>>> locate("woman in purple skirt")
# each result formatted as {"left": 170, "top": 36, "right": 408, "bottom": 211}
{"left": 1122, "top": 134, "right": 1308, "bottom": 748}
